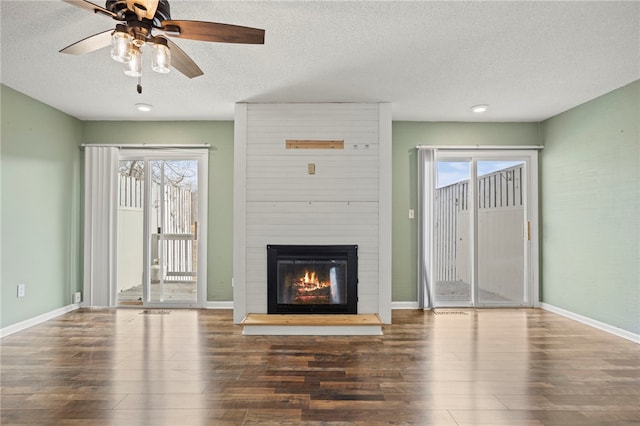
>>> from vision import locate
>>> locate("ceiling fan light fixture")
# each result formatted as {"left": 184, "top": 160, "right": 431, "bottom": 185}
{"left": 151, "top": 39, "right": 171, "bottom": 74}
{"left": 124, "top": 45, "right": 142, "bottom": 77}
{"left": 111, "top": 25, "right": 132, "bottom": 63}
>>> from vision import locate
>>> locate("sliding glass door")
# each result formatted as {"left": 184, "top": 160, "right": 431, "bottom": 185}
{"left": 431, "top": 151, "right": 537, "bottom": 307}
{"left": 116, "top": 150, "right": 208, "bottom": 307}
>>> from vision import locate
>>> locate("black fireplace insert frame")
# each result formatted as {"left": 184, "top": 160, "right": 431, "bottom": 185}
{"left": 267, "top": 244, "right": 358, "bottom": 314}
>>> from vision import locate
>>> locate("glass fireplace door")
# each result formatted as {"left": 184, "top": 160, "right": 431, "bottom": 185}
{"left": 277, "top": 259, "right": 348, "bottom": 305}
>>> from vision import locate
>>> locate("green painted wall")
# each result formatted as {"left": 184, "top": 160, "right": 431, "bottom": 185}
{"left": 540, "top": 81, "right": 639, "bottom": 334}
{"left": 81, "top": 121, "right": 235, "bottom": 301}
{"left": 1, "top": 85, "right": 82, "bottom": 328}
{"left": 391, "top": 122, "right": 541, "bottom": 301}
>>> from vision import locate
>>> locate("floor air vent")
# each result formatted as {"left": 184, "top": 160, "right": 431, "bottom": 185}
{"left": 432, "top": 310, "right": 469, "bottom": 316}
{"left": 140, "top": 310, "right": 171, "bottom": 315}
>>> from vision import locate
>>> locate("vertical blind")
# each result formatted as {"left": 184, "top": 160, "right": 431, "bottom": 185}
{"left": 83, "top": 146, "right": 119, "bottom": 306}
{"left": 417, "top": 148, "right": 435, "bottom": 309}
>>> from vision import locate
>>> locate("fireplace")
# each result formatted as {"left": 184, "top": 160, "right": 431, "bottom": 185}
{"left": 267, "top": 245, "right": 358, "bottom": 314}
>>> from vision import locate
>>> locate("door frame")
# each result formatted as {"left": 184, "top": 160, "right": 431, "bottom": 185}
{"left": 117, "top": 148, "right": 208, "bottom": 308}
{"left": 430, "top": 149, "right": 539, "bottom": 308}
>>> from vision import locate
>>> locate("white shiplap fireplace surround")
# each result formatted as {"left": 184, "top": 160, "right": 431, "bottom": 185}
{"left": 233, "top": 103, "right": 392, "bottom": 333}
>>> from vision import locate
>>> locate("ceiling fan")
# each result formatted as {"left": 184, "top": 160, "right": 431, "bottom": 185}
{"left": 60, "top": 0, "right": 265, "bottom": 93}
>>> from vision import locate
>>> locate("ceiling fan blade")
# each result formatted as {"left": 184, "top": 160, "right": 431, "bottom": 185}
{"left": 62, "top": 0, "right": 117, "bottom": 19}
{"left": 161, "top": 20, "right": 265, "bottom": 44}
{"left": 165, "top": 38, "right": 203, "bottom": 79}
{"left": 60, "top": 29, "right": 113, "bottom": 55}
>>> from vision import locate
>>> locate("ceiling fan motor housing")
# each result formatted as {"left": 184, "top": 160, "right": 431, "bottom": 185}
{"left": 106, "top": 0, "right": 171, "bottom": 26}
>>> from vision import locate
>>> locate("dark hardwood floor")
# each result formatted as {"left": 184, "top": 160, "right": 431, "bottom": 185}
{"left": 1, "top": 308, "right": 639, "bottom": 425}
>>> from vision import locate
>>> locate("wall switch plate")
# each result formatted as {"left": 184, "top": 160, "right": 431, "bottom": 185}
{"left": 17, "top": 283, "right": 26, "bottom": 298}
{"left": 308, "top": 163, "right": 316, "bottom": 175}
{"left": 73, "top": 292, "right": 81, "bottom": 304}
{"left": 408, "top": 209, "right": 415, "bottom": 219}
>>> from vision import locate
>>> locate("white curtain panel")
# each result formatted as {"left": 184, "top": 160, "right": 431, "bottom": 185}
{"left": 83, "top": 146, "right": 119, "bottom": 307}
{"left": 417, "top": 148, "right": 435, "bottom": 309}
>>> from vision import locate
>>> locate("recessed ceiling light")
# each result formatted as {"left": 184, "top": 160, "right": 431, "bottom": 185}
{"left": 135, "top": 103, "right": 153, "bottom": 112}
{"left": 471, "top": 104, "right": 488, "bottom": 113}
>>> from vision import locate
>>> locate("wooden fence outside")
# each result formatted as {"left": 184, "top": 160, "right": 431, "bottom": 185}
{"left": 434, "top": 164, "right": 524, "bottom": 287}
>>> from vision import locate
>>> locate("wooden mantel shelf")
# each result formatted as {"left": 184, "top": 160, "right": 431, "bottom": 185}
{"left": 241, "top": 314, "right": 383, "bottom": 336}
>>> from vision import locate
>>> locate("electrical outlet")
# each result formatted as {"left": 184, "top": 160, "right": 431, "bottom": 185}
{"left": 17, "top": 283, "right": 26, "bottom": 298}
{"left": 73, "top": 292, "right": 81, "bottom": 304}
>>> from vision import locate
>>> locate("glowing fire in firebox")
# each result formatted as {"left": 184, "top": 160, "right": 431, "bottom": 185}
{"left": 294, "top": 270, "right": 331, "bottom": 303}
{"left": 299, "top": 271, "right": 328, "bottom": 290}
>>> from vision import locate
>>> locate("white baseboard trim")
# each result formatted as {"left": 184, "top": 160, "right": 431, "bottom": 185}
{"left": 1, "top": 304, "right": 80, "bottom": 338}
{"left": 541, "top": 303, "right": 639, "bottom": 344}
{"left": 206, "top": 301, "right": 233, "bottom": 309}
{"left": 392, "top": 301, "right": 419, "bottom": 310}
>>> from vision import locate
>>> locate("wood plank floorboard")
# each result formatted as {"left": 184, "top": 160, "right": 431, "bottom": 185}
{"left": 1, "top": 309, "right": 639, "bottom": 425}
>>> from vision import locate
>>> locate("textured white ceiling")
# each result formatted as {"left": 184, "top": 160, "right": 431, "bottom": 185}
{"left": 1, "top": 1, "right": 638, "bottom": 121}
